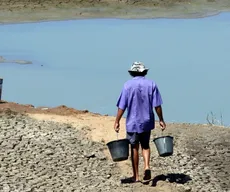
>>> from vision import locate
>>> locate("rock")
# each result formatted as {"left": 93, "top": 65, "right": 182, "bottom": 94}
{"left": 2, "top": 184, "right": 10, "bottom": 192}
{"left": 182, "top": 186, "right": 192, "bottom": 192}
{"left": 85, "top": 153, "right": 96, "bottom": 159}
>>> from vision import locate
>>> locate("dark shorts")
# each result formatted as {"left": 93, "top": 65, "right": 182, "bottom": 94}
{"left": 126, "top": 131, "right": 151, "bottom": 149}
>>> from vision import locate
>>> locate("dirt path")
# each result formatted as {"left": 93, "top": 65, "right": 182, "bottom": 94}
{"left": 27, "top": 113, "right": 177, "bottom": 192}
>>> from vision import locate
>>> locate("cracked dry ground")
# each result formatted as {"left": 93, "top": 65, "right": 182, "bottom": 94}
{"left": 0, "top": 110, "right": 230, "bottom": 192}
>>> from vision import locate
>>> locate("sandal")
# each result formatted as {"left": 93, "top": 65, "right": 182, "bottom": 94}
{"left": 143, "top": 169, "right": 151, "bottom": 181}
{"left": 121, "top": 177, "right": 141, "bottom": 184}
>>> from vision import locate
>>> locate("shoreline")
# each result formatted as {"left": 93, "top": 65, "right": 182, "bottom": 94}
{"left": 0, "top": 11, "right": 223, "bottom": 26}
{"left": 0, "top": 1, "right": 230, "bottom": 25}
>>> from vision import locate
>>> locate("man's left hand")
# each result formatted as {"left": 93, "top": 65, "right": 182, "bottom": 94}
{"left": 159, "top": 121, "right": 166, "bottom": 131}
{"left": 114, "top": 122, "right": 120, "bottom": 133}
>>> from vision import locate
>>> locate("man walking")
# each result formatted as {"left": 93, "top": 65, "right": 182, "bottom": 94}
{"left": 114, "top": 61, "right": 166, "bottom": 182}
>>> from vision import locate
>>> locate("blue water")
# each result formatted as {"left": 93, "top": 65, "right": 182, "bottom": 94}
{"left": 1, "top": 12, "right": 230, "bottom": 125}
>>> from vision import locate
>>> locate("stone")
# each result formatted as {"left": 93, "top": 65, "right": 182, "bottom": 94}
{"left": 186, "top": 186, "right": 193, "bottom": 191}
{"left": 2, "top": 184, "right": 10, "bottom": 192}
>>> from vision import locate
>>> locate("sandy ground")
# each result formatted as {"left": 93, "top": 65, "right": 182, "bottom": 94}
{"left": 0, "top": 0, "right": 230, "bottom": 24}
{"left": 1, "top": 101, "right": 230, "bottom": 191}
{"left": 0, "top": 101, "right": 178, "bottom": 191}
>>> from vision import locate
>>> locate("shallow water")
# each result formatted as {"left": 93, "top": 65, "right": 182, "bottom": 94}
{"left": 0, "top": 12, "right": 230, "bottom": 125}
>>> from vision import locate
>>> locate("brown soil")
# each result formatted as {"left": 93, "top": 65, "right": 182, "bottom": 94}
{"left": 0, "top": 100, "right": 90, "bottom": 116}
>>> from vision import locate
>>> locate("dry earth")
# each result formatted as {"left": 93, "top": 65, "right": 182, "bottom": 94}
{"left": 0, "top": 0, "right": 230, "bottom": 24}
{"left": 0, "top": 101, "right": 230, "bottom": 192}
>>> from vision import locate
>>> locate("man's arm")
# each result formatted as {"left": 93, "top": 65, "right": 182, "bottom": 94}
{"left": 114, "top": 108, "right": 125, "bottom": 132}
{"left": 114, "top": 86, "right": 127, "bottom": 132}
{"left": 155, "top": 105, "right": 166, "bottom": 130}
{"left": 115, "top": 108, "right": 125, "bottom": 123}
{"left": 155, "top": 105, "right": 164, "bottom": 121}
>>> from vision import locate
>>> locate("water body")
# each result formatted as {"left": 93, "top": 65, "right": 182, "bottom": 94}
{"left": 0, "top": 13, "right": 230, "bottom": 125}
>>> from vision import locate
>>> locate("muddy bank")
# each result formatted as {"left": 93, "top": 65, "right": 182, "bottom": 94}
{"left": 0, "top": 0, "right": 230, "bottom": 24}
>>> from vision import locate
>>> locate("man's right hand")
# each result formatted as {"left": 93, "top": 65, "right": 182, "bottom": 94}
{"left": 114, "top": 122, "right": 120, "bottom": 133}
{"left": 159, "top": 121, "right": 166, "bottom": 131}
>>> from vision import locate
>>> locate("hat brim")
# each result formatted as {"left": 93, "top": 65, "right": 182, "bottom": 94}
{"left": 128, "top": 68, "right": 149, "bottom": 73}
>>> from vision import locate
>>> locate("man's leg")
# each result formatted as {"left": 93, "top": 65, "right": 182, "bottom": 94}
{"left": 127, "top": 132, "right": 140, "bottom": 182}
{"left": 142, "top": 146, "right": 150, "bottom": 170}
{"left": 140, "top": 131, "right": 151, "bottom": 180}
{"left": 131, "top": 143, "right": 140, "bottom": 181}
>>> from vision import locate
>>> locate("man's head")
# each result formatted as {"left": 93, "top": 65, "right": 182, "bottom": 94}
{"left": 128, "top": 61, "right": 149, "bottom": 77}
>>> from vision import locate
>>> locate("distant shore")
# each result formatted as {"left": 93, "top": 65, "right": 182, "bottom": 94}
{"left": 0, "top": 0, "right": 230, "bottom": 24}
{"left": 0, "top": 56, "right": 32, "bottom": 65}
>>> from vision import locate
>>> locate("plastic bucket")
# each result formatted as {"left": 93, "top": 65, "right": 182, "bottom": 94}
{"left": 153, "top": 136, "right": 173, "bottom": 157}
{"left": 107, "top": 139, "right": 129, "bottom": 162}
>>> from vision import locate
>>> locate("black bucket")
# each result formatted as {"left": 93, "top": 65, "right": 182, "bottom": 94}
{"left": 107, "top": 139, "right": 129, "bottom": 162}
{"left": 153, "top": 136, "right": 173, "bottom": 157}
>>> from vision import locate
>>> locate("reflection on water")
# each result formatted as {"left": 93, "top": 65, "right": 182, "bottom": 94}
{"left": 0, "top": 12, "right": 230, "bottom": 125}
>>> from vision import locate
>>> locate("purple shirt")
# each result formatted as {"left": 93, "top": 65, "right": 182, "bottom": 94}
{"left": 116, "top": 76, "right": 163, "bottom": 133}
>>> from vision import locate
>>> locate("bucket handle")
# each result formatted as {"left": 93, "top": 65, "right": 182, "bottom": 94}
{"left": 155, "top": 129, "right": 166, "bottom": 138}
{"left": 160, "top": 130, "right": 166, "bottom": 150}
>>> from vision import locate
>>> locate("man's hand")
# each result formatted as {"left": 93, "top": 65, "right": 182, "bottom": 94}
{"left": 114, "top": 108, "right": 125, "bottom": 133}
{"left": 155, "top": 106, "right": 166, "bottom": 131}
{"left": 159, "top": 121, "right": 166, "bottom": 131}
{"left": 114, "top": 121, "right": 120, "bottom": 133}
